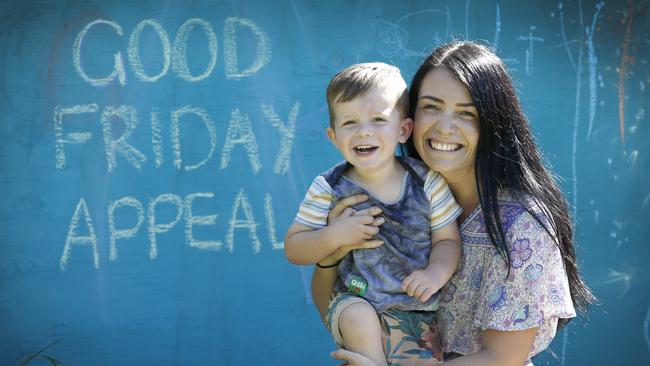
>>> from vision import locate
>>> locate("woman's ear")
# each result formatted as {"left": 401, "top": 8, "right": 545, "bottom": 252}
{"left": 399, "top": 118, "right": 413, "bottom": 143}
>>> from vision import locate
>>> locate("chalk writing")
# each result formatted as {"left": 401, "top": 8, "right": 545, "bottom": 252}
{"left": 172, "top": 18, "right": 218, "bottom": 82}
{"left": 73, "top": 20, "right": 127, "bottom": 87}
{"left": 226, "top": 189, "right": 261, "bottom": 253}
{"left": 59, "top": 198, "right": 99, "bottom": 271}
{"left": 109, "top": 197, "right": 144, "bottom": 261}
{"left": 185, "top": 192, "right": 221, "bottom": 250}
{"left": 515, "top": 26, "right": 544, "bottom": 76}
{"left": 128, "top": 19, "right": 171, "bottom": 82}
{"left": 101, "top": 105, "right": 147, "bottom": 172}
{"left": 224, "top": 17, "right": 271, "bottom": 80}
{"left": 171, "top": 106, "right": 217, "bottom": 171}
{"left": 54, "top": 104, "right": 99, "bottom": 169}
{"left": 148, "top": 193, "right": 184, "bottom": 259}
{"left": 261, "top": 102, "right": 301, "bottom": 175}
{"left": 220, "top": 108, "right": 262, "bottom": 174}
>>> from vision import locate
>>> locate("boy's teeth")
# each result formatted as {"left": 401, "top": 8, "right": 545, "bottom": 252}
{"left": 355, "top": 145, "right": 378, "bottom": 153}
{"left": 428, "top": 140, "right": 461, "bottom": 151}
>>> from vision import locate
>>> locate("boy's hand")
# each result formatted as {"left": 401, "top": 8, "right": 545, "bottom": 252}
{"left": 401, "top": 268, "right": 445, "bottom": 303}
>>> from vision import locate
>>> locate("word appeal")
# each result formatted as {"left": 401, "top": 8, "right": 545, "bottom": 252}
{"left": 74, "top": 17, "right": 271, "bottom": 85}
{"left": 59, "top": 190, "right": 284, "bottom": 271}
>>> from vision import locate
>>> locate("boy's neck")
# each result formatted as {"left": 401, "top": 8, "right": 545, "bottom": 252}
{"left": 345, "top": 158, "right": 405, "bottom": 201}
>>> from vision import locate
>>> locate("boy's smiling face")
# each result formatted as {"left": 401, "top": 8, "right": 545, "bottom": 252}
{"left": 326, "top": 86, "right": 412, "bottom": 174}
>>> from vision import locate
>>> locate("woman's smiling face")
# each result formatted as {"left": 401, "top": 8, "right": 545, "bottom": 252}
{"left": 413, "top": 67, "right": 480, "bottom": 180}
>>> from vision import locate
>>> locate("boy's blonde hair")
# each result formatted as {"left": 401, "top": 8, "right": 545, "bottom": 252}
{"left": 326, "top": 62, "right": 409, "bottom": 128}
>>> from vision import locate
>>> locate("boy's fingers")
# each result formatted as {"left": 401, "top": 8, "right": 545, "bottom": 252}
{"left": 372, "top": 217, "right": 385, "bottom": 227}
{"left": 419, "top": 288, "right": 435, "bottom": 303}
{"left": 364, "top": 226, "right": 379, "bottom": 236}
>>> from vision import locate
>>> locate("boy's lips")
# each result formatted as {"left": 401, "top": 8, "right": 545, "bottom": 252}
{"left": 353, "top": 144, "right": 379, "bottom": 156}
{"left": 427, "top": 139, "right": 463, "bottom": 152}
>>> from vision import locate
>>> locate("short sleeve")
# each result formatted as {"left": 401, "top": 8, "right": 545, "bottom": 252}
{"left": 294, "top": 175, "right": 334, "bottom": 229}
{"left": 473, "top": 209, "right": 576, "bottom": 334}
{"left": 424, "top": 170, "right": 462, "bottom": 231}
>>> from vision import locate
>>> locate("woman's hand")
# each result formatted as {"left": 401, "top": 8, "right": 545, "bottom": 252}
{"left": 320, "top": 194, "right": 385, "bottom": 265}
{"left": 330, "top": 349, "right": 380, "bottom": 366}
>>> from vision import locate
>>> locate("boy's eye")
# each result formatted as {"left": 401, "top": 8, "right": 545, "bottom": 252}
{"left": 372, "top": 117, "right": 387, "bottom": 123}
{"left": 342, "top": 120, "right": 356, "bottom": 126}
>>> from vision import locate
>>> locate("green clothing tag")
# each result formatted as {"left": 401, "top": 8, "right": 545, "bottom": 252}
{"left": 347, "top": 276, "right": 368, "bottom": 297}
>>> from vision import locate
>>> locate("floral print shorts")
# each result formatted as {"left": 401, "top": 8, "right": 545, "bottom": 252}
{"left": 326, "top": 292, "right": 443, "bottom": 366}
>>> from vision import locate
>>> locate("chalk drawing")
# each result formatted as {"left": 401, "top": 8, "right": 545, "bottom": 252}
{"left": 559, "top": 0, "right": 584, "bottom": 222}
{"left": 597, "top": 268, "right": 632, "bottom": 299}
{"left": 224, "top": 17, "right": 271, "bottom": 80}
{"left": 586, "top": 2, "right": 605, "bottom": 141}
{"left": 558, "top": 3, "right": 576, "bottom": 71}
{"left": 561, "top": 328, "right": 568, "bottom": 365}
{"left": 493, "top": 4, "right": 501, "bottom": 48}
{"left": 465, "top": 0, "right": 470, "bottom": 38}
{"left": 73, "top": 20, "right": 126, "bottom": 87}
{"left": 618, "top": 0, "right": 634, "bottom": 144}
{"left": 170, "top": 106, "right": 217, "bottom": 171}
{"left": 631, "top": 108, "right": 644, "bottom": 134}
{"left": 150, "top": 108, "right": 163, "bottom": 167}
{"left": 261, "top": 102, "right": 300, "bottom": 175}
{"left": 516, "top": 26, "right": 544, "bottom": 76}
{"left": 54, "top": 104, "right": 99, "bottom": 169}
{"left": 128, "top": 19, "right": 171, "bottom": 82}
{"left": 108, "top": 197, "right": 144, "bottom": 261}
{"left": 643, "top": 307, "right": 650, "bottom": 353}
{"left": 101, "top": 105, "right": 147, "bottom": 172}
{"left": 628, "top": 150, "right": 638, "bottom": 167}
{"left": 185, "top": 192, "right": 221, "bottom": 250}
{"left": 59, "top": 197, "right": 99, "bottom": 271}
{"left": 148, "top": 193, "right": 184, "bottom": 259}
{"left": 264, "top": 193, "right": 283, "bottom": 250}
{"left": 226, "top": 189, "right": 261, "bottom": 253}
{"left": 373, "top": 8, "right": 452, "bottom": 59}
{"left": 220, "top": 108, "right": 262, "bottom": 174}
{"left": 172, "top": 18, "right": 218, "bottom": 82}
{"left": 644, "top": 195, "right": 650, "bottom": 209}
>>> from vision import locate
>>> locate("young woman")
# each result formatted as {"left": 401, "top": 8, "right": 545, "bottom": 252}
{"left": 311, "top": 41, "right": 594, "bottom": 365}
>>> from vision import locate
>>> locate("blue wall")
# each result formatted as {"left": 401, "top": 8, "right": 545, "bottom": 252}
{"left": 0, "top": 0, "right": 648, "bottom": 365}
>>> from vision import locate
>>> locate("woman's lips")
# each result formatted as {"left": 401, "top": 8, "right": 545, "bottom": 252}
{"left": 428, "top": 139, "right": 462, "bottom": 151}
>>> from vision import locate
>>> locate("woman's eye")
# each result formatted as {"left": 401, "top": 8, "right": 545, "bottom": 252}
{"left": 459, "top": 111, "right": 477, "bottom": 118}
{"left": 421, "top": 104, "right": 439, "bottom": 111}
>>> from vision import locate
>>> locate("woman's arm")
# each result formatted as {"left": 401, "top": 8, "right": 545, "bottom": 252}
{"left": 330, "top": 328, "right": 537, "bottom": 366}
{"left": 310, "top": 194, "right": 384, "bottom": 323}
{"left": 442, "top": 328, "right": 537, "bottom": 366}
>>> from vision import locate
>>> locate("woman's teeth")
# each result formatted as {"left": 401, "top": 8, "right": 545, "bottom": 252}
{"left": 429, "top": 140, "right": 461, "bottom": 151}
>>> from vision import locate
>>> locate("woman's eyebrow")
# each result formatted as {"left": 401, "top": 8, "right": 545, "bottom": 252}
{"left": 456, "top": 102, "right": 476, "bottom": 107}
{"left": 419, "top": 95, "right": 443, "bottom": 103}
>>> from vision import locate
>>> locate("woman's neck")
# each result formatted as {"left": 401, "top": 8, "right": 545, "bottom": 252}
{"left": 443, "top": 171, "right": 479, "bottom": 223}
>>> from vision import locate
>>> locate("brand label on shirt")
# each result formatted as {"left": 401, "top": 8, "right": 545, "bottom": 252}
{"left": 348, "top": 276, "right": 367, "bottom": 297}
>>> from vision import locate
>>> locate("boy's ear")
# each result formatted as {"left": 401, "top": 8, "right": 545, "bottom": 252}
{"left": 398, "top": 118, "right": 413, "bottom": 143}
{"left": 326, "top": 127, "right": 338, "bottom": 145}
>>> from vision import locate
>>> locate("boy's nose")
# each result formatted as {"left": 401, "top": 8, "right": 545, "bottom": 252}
{"left": 356, "top": 124, "right": 373, "bottom": 137}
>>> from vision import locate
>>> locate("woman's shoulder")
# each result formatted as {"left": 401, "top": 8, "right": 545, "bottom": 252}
{"left": 496, "top": 189, "right": 554, "bottom": 236}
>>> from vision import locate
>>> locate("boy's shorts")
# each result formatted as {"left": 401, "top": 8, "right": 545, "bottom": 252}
{"left": 325, "top": 292, "right": 444, "bottom": 366}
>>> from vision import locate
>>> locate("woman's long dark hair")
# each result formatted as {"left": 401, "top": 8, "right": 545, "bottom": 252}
{"left": 403, "top": 41, "right": 594, "bottom": 325}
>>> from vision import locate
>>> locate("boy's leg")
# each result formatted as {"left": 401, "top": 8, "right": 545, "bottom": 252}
{"left": 338, "top": 301, "right": 388, "bottom": 366}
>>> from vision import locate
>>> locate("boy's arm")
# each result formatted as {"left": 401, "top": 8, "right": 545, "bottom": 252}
{"left": 285, "top": 211, "right": 380, "bottom": 265}
{"left": 402, "top": 222, "right": 461, "bottom": 302}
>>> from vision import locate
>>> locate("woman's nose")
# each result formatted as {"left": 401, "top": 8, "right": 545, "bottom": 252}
{"left": 434, "top": 114, "right": 456, "bottom": 135}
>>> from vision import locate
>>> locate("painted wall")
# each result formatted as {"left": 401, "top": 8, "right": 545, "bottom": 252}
{"left": 0, "top": 0, "right": 648, "bottom": 364}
